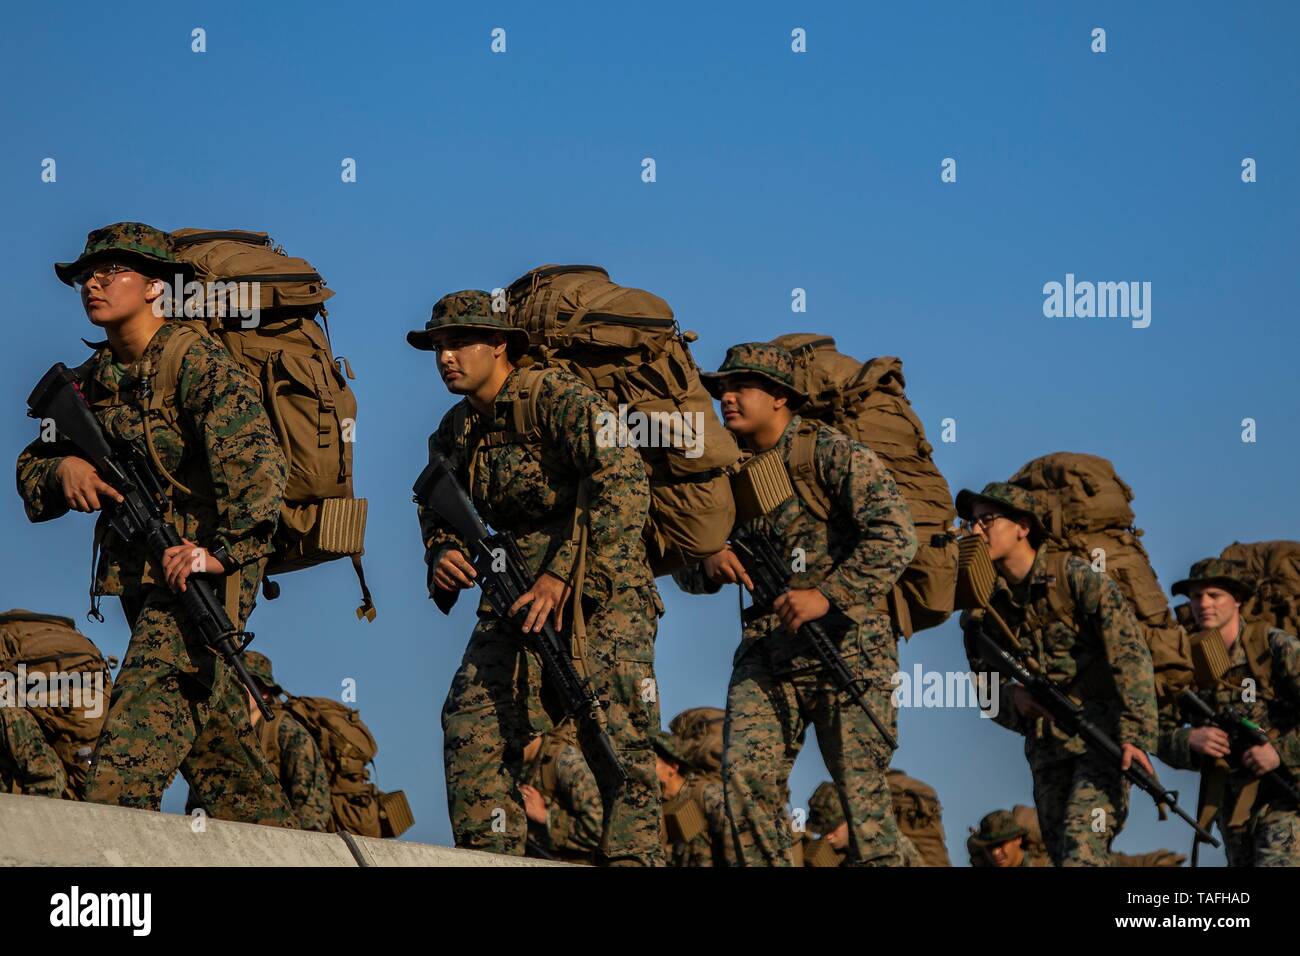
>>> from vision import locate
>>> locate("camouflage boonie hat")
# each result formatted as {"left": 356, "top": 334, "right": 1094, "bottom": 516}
{"left": 955, "top": 482, "right": 1047, "bottom": 541}
{"left": 55, "top": 221, "right": 190, "bottom": 286}
{"left": 1171, "top": 558, "right": 1254, "bottom": 601}
{"left": 650, "top": 730, "right": 694, "bottom": 770}
{"left": 406, "top": 289, "right": 528, "bottom": 352}
{"left": 241, "top": 651, "right": 281, "bottom": 695}
{"left": 969, "top": 809, "right": 1027, "bottom": 847}
{"left": 700, "top": 342, "right": 807, "bottom": 409}
{"left": 807, "top": 782, "right": 844, "bottom": 833}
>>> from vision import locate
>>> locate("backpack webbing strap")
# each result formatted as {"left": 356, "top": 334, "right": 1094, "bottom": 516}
{"left": 141, "top": 321, "right": 215, "bottom": 502}
{"left": 786, "top": 422, "right": 831, "bottom": 521}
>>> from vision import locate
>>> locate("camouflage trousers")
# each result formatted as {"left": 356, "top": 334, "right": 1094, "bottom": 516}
{"left": 442, "top": 585, "right": 664, "bottom": 866}
{"left": 723, "top": 632, "right": 902, "bottom": 867}
{"left": 1222, "top": 805, "right": 1300, "bottom": 867}
{"left": 82, "top": 565, "right": 298, "bottom": 827}
{"left": 0, "top": 707, "right": 66, "bottom": 798}
{"left": 1031, "top": 749, "right": 1128, "bottom": 866}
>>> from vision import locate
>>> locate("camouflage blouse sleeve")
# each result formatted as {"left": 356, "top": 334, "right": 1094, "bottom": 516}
{"left": 1267, "top": 628, "right": 1300, "bottom": 770}
{"left": 1069, "top": 562, "right": 1158, "bottom": 752}
{"left": 546, "top": 744, "right": 603, "bottom": 854}
{"left": 416, "top": 419, "right": 471, "bottom": 577}
{"left": 533, "top": 372, "right": 651, "bottom": 586}
{"left": 177, "top": 336, "right": 286, "bottom": 568}
{"left": 276, "top": 717, "right": 333, "bottom": 833}
{"left": 670, "top": 561, "right": 724, "bottom": 596}
{"left": 812, "top": 430, "right": 917, "bottom": 623}
{"left": 0, "top": 708, "right": 67, "bottom": 798}
{"left": 1155, "top": 685, "right": 1196, "bottom": 770}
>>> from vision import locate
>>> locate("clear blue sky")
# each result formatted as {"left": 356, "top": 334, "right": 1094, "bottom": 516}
{"left": 3, "top": 1, "right": 1297, "bottom": 864}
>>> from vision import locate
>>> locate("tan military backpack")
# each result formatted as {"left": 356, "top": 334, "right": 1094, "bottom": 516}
{"left": 153, "top": 229, "right": 372, "bottom": 619}
{"left": 668, "top": 706, "right": 724, "bottom": 776}
{"left": 0, "top": 610, "right": 113, "bottom": 799}
{"left": 504, "top": 265, "right": 741, "bottom": 575}
{"left": 766, "top": 334, "right": 958, "bottom": 638}
{"left": 1009, "top": 452, "right": 1193, "bottom": 700}
{"left": 1218, "top": 540, "right": 1300, "bottom": 636}
{"left": 280, "top": 695, "right": 412, "bottom": 838}
{"left": 887, "top": 769, "right": 951, "bottom": 866}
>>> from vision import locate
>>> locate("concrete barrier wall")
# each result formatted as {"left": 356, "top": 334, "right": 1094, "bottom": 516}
{"left": 0, "top": 792, "right": 564, "bottom": 867}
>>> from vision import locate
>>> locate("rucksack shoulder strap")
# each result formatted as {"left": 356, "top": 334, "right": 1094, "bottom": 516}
{"left": 473, "top": 366, "right": 549, "bottom": 451}
{"left": 787, "top": 420, "right": 831, "bottom": 521}
{"left": 140, "top": 321, "right": 216, "bottom": 501}
{"left": 1240, "top": 619, "right": 1276, "bottom": 701}
{"left": 1043, "top": 551, "right": 1078, "bottom": 625}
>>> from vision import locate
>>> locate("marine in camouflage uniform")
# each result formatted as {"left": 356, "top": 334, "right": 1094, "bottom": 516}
{"left": 966, "top": 805, "right": 1185, "bottom": 867}
{"left": 676, "top": 343, "right": 918, "bottom": 867}
{"left": 653, "top": 731, "right": 731, "bottom": 867}
{"left": 522, "top": 723, "right": 603, "bottom": 863}
{"left": 0, "top": 708, "right": 67, "bottom": 798}
{"left": 798, "top": 780, "right": 928, "bottom": 866}
{"left": 1157, "top": 559, "right": 1300, "bottom": 867}
{"left": 185, "top": 651, "right": 332, "bottom": 831}
{"left": 410, "top": 292, "right": 664, "bottom": 866}
{"left": 957, "top": 483, "right": 1158, "bottom": 866}
{"left": 16, "top": 223, "right": 296, "bottom": 826}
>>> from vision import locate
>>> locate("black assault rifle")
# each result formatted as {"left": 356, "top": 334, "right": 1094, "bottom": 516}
{"left": 413, "top": 451, "right": 626, "bottom": 788}
{"left": 731, "top": 533, "right": 898, "bottom": 752}
{"left": 27, "top": 363, "right": 272, "bottom": 720}
{"left": 1179, "top": 690, "right": 1300, "bottom": 806}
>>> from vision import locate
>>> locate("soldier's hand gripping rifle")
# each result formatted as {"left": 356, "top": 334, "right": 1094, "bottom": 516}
{"left": 26, "top": 363, "right": 273, "bottom": 720}
{"left": 955, "top": 535, "right": 1219, "bottom": 848}
{"left": 413, "top": 451, "right": 626, "bottom": 788}
{"left": 1178, "top": 690, "right": 1300, "bottom": 806}
{"left": 730, "top": 534, "right": 898, "bottom": 751}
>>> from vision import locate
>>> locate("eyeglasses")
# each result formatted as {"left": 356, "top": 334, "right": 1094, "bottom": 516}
{"left": 962, "top": 513, "right": 1011, "bottom": 532}
{"left": 73, "top": 263, "right": 138, "bottom": 288}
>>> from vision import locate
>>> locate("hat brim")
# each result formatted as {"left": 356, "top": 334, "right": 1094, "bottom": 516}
{"left": 406, "top": 323, "right": 529, "bottom": 352}
{"left": 1170, "top": 576, "right": 1252, "bottom": 601}
{"left": 55, "top": 249, "right": 191, "bottom": 287}
{"left": 701, "top": 370, "right": 808, "bottom": 409}
{"left": 970, "top": 827, "right": 1027, "bottom": 847}
{"left": 955, "top": 489, "right": 1045, "bottom": 537}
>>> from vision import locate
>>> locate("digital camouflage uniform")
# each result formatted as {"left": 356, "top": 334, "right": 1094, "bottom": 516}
{"left": 412, "top": 292, "right": 664, "bottom": 866}
{"left": 523, "top": 725, "right": 603, "bottom": 863}
{"left": 1157, "top": 559, "right": 1300, "bottom": 867}
{"left": 798, "top": 780, "right": 927, "bottom": 867}
{"left": 0, "top": 708, "right": 67, "bottom": 797}
{"left": 184, "top": 651, "right": 332, "bottom": 831}
{"left": 654, "top": 731, "right": 731, "bottom": 867}
{"left": 16, "top": 223, "right": 296, "bottom": 826}
{"left": 678, "top": 343, "right": 918, "bottom": 867}
{"left": 958, "top": 483, "right": 1158, "bottom": 866}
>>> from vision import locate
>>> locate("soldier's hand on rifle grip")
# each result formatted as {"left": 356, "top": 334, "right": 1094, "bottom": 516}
{"left": 511, "top": 571, "right": 572, "bottom": 633}
{"left": 773, "top": 588, "right": 830, "bottom": 632}
{"left": 432, "top": 549, "right": 477, "bottom": 591}
{"left": 55, "top": 456, "right": 123, "bottom": 513}
{"left": 1188, "top": 726, "right": 1231, "bottom": 759}
{"left": 1012, "top": 686, "right": 1053, "bottom": 722}
{"left": 1242, "top": 742, "right": 1281, "bottom": 776}
{"left": 1119, "top": 743, "right": 1155, "bottom": 776}
{"left": 702, "top": 547, "right": 753, "bottom": 591}
{"left": 162, "top": 539, "right": 224, "bottom": 593}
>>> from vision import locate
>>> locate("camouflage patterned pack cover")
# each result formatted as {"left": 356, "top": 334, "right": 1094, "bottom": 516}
{"left": 281, "top": 695, "right": 411, "bottom": 838}
{"left": 1009, "top": 452, "right": 1193, "bottom": 700}
{"left": 0, "top": 610, "right": 113, "bottom": 799}
{"left": 504, "top": 264, "right": 741, "bottom": 575}
{"left": 669, "top": 706, "right": 724, "bottom": 775}
{"left": 770, "top": 333, "right": 957, "bottom": 638}
{"left": 887, "top": 769, "right": 952, "bottom": 867}
{"left": 1218, "top": 541, "right": 1300, "bottom": 636}
{"left": 165, "top": 229, "right": 372, "bottom": 618}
